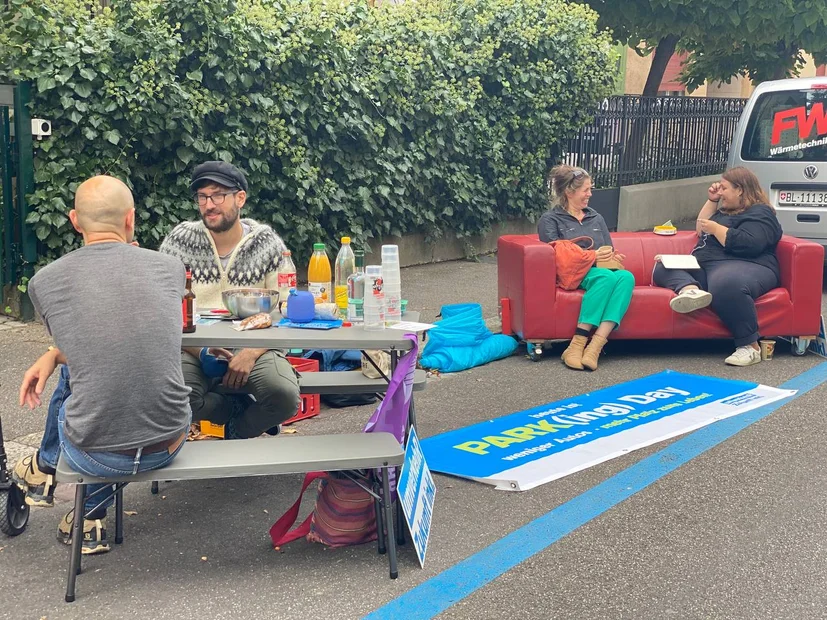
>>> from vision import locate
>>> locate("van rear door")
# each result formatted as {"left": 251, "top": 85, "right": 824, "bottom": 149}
{"left": 734, "top": 84, "right": 827, "bottom": 243}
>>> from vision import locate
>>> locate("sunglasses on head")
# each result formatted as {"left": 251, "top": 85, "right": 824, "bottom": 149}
{"left": 568, "top": 169, "right": 587, "bottom": 186}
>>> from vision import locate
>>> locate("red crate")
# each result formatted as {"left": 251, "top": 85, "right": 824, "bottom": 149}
{"left": 284, "top": 356, "right": 320, "bottom": 425}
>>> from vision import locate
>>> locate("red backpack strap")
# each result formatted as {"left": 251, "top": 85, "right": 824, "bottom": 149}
{"left": 269, "top": 471, "right": 327, "bottom": 546}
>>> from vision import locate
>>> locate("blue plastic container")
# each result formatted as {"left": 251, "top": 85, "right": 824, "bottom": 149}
{"left": 286, "top": 289, "right": 316, "bottom": 323}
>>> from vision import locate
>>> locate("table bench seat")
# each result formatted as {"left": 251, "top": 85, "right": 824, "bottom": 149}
{"left": 54, "top": 432, "right": 404, "bottom": 602}
{"left": 298, "top": 368, "right": 426, "bottom": 395}
{"left": 55, "top": 433, "right": 404, "bottom": 484}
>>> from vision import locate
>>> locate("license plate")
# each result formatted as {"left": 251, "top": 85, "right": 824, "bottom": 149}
{"left": 778, "top": 190, "right": 827, "bottom": 206}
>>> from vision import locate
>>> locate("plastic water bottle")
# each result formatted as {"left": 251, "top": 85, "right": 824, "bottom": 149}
{"left": 334, "top": 236, "right": 356, "bottom": 312}
{"left": 347, "top": 250, "right": 366, "bottom": 323}
{"left": 363, "top": 265, "right": 385, "bottom": 331}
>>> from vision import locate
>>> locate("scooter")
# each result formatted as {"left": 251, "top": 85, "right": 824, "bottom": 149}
{"left": 0, "top": 412, "right": 29, "bottom": 536}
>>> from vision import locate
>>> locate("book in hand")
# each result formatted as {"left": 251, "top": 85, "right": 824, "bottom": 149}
{"left": 659, "top": 255, "right": 701, "bottom": 270}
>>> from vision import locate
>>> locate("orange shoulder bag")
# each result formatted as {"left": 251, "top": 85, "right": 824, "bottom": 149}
{"left": 549, "top": 236, "right": 596, "bottom": 290}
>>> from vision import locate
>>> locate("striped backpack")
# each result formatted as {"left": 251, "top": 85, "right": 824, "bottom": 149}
{"left": 269, "top": 334, "right": 418, "bottom": 548}
{"left": 269, "top": 471, "right": 376, "bottom": 548}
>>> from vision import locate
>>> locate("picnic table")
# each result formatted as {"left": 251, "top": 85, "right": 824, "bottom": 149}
{"left": 56, "top": 314, "right": 427, "bottom": 602}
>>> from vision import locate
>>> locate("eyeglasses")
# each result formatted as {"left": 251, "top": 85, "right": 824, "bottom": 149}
{"left": 195, "top": 191, "right": 238, "bottom": 206}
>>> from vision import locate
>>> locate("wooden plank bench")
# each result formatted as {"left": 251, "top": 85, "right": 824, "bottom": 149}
{"left": 55, "top": 432, "right": 404, "bottom": 602}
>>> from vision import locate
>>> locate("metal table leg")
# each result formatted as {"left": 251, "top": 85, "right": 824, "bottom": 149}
{"left": 381, "top": 465, "right": 398, "bottom": 579}
{"left": 115, "top": 485, "right": 124, "bottom": 544}
{"left": 374, "top": 476, "right": 386, "bottom": 555}
{"left": 65, "top": 483, "right": 86, "bottom": 602}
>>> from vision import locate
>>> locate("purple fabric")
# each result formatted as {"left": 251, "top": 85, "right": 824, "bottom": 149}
{"left": 363, "top": 333, "right": 419, "bottom": 444}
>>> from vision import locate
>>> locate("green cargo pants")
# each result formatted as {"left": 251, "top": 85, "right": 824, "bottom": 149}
{"left": 578, "top": 267, "right": 635, "bottom": 328}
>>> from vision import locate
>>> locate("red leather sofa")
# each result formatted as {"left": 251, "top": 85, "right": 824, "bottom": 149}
{"left": 498, "top": 232, "right": 824, "bottom": 356}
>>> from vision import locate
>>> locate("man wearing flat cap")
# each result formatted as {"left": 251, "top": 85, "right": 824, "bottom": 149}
{"left": 160, "top": 161, "right": 300, "bottom": 439}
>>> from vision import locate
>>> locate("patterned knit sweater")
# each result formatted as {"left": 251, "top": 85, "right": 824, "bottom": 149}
{"left": 159, "top": 218, "right": 288, "bottom": 309}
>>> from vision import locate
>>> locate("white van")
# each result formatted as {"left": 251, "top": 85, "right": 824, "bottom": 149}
{"left": 728, "top": 77, "right": 827, "bottom": 251}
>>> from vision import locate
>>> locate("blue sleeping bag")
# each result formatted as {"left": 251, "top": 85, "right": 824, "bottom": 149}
{"left": 419, "top": 303, "right": 518, "bottom": 373}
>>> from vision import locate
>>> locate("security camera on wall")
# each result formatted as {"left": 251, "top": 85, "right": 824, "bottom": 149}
{"left": 31, "top": 118, "right": 51, "bottom": 140}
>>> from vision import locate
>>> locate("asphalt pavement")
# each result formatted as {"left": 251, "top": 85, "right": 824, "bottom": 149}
{"left": 1, "top": 255, "right": 827, "bottom": 620}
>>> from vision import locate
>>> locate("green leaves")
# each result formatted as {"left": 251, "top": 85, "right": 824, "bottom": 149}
{"left": 73, "top": 82, "right": 93, "bottom": 98}
{"left": 583, "top": 0, "right": 827, "bottom": 89}
{"left": 2, "top": 0, "right": 614, "bottom": 267}
{"left": 103, "top": 129, "right": 121, "bottom": 145}
{"left": 36, "top": 75, "right": 56, "bottom": 91}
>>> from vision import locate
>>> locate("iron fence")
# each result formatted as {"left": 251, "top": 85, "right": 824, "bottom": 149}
{"left": 563, "top": 95, "right": 747, "bottom": 188}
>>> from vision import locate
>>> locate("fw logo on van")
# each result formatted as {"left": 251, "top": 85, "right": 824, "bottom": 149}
{"left": 771, "top": 103, "right": 827, "bottom": 146}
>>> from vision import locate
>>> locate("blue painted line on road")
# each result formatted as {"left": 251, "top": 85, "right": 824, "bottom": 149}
{"left": 365, "top": 361, "right": 827, "bottom": 620}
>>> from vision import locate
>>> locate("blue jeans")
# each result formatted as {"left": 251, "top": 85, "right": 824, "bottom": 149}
{"left": 39, "top": 366, "right": 187, "bottom": 514}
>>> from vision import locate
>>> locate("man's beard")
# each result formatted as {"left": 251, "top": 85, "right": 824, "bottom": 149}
{"left": 201, "top": 206, "right": 240, "bottom": 233}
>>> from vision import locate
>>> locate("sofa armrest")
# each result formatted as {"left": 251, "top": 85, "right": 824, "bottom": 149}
{"left": 776, "top": 235, "right": 824, "bottom": 335}
{"left": 497, "top": 235, "right": 556, "bottom": 339}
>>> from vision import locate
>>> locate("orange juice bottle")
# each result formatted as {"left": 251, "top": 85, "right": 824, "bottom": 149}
{"left": 308, "top": 243, "right": 332, "bottom": 303}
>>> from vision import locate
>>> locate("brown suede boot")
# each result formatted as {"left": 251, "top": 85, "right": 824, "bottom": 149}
{"left": 581, "top": 334, "right": 608, "bottom": 370}
{"left": 561, "top": 334, "right": 589, "bottom": 370}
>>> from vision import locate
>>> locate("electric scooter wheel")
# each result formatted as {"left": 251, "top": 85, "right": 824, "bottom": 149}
{"left": 0, "top": 485, "right": 30, "bottom": 536}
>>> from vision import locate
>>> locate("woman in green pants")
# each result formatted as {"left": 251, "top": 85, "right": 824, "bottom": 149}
{"left": 537, "top": 165, "right": 634, "bottom": 370}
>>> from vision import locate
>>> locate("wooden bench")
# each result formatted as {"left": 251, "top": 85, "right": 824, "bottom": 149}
{"left": 55, "top": 432, "right": 404, "bottom": 602}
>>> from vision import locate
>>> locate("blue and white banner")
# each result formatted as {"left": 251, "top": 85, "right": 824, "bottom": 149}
{"left": 807, "top": 315, "right": 827, "bottom": 359}
{"left": 398, "top": 427, "right": 436, "bottom": 567}
{"left": 420, "top": 370, "right": 794, "bottom": 491}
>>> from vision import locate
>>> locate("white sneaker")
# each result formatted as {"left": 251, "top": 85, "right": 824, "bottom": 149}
{"left": 725, "top": 346, "right": 761, "bottom": 366}
{"left": 669, "top": 288, "right": 712, "bottom": 314}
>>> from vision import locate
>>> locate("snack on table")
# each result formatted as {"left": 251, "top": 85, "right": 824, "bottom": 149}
{"left": 314, "top": 302, "right": 340, "bottom": 321}
{"left": 653, "top": 219, "right": 677, "bottom": 235}
{"left": 236, "top": 312, "right": 272, "bottom": 331}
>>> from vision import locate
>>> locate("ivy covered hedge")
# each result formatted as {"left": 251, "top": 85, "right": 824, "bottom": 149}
{"left": 1, "top": 0, "right": 616, "bottom": 265}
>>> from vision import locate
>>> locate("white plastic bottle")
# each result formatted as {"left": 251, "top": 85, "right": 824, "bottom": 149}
{"left": 363, "top": 265, "right": 385, "bottom": 331}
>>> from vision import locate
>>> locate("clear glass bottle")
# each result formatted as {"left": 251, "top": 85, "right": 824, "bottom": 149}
{"left": 347, "top": 250, "right": 366, "bottom": 323}
{"left": 277, "top": 250, "right": 297, "bottom": 301}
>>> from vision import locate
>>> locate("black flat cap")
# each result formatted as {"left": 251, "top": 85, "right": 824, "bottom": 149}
{"left": 190, "top": 161, "right": 248, "bottom": 193}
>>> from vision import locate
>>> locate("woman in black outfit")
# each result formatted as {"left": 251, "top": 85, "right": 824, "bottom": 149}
{"left": 653, "top": 166, "right": 783, "bottom": 367}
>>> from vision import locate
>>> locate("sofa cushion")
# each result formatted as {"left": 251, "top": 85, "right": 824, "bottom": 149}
{"left": 614, "top": 286, "right": 675, "bottom": 339}
{"left": 670, "top": 287, "right": 793, "bottom": 339}
{"left": 612, "top": 232, "right": 698, "bottom": 285}
{"left": 755, "top": 288, "right": 794, "bottom": 336}
{"left": 553, "top": 286, "right": 676, "bottom": 339}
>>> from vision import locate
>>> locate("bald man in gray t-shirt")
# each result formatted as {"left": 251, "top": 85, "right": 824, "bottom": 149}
{"left": 13, "top": 175, "right": 191, "bottom": 555}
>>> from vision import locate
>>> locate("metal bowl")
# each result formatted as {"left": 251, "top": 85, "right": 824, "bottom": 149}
{"left": 221, "top": 288, "right": 280, "bottom": 319}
